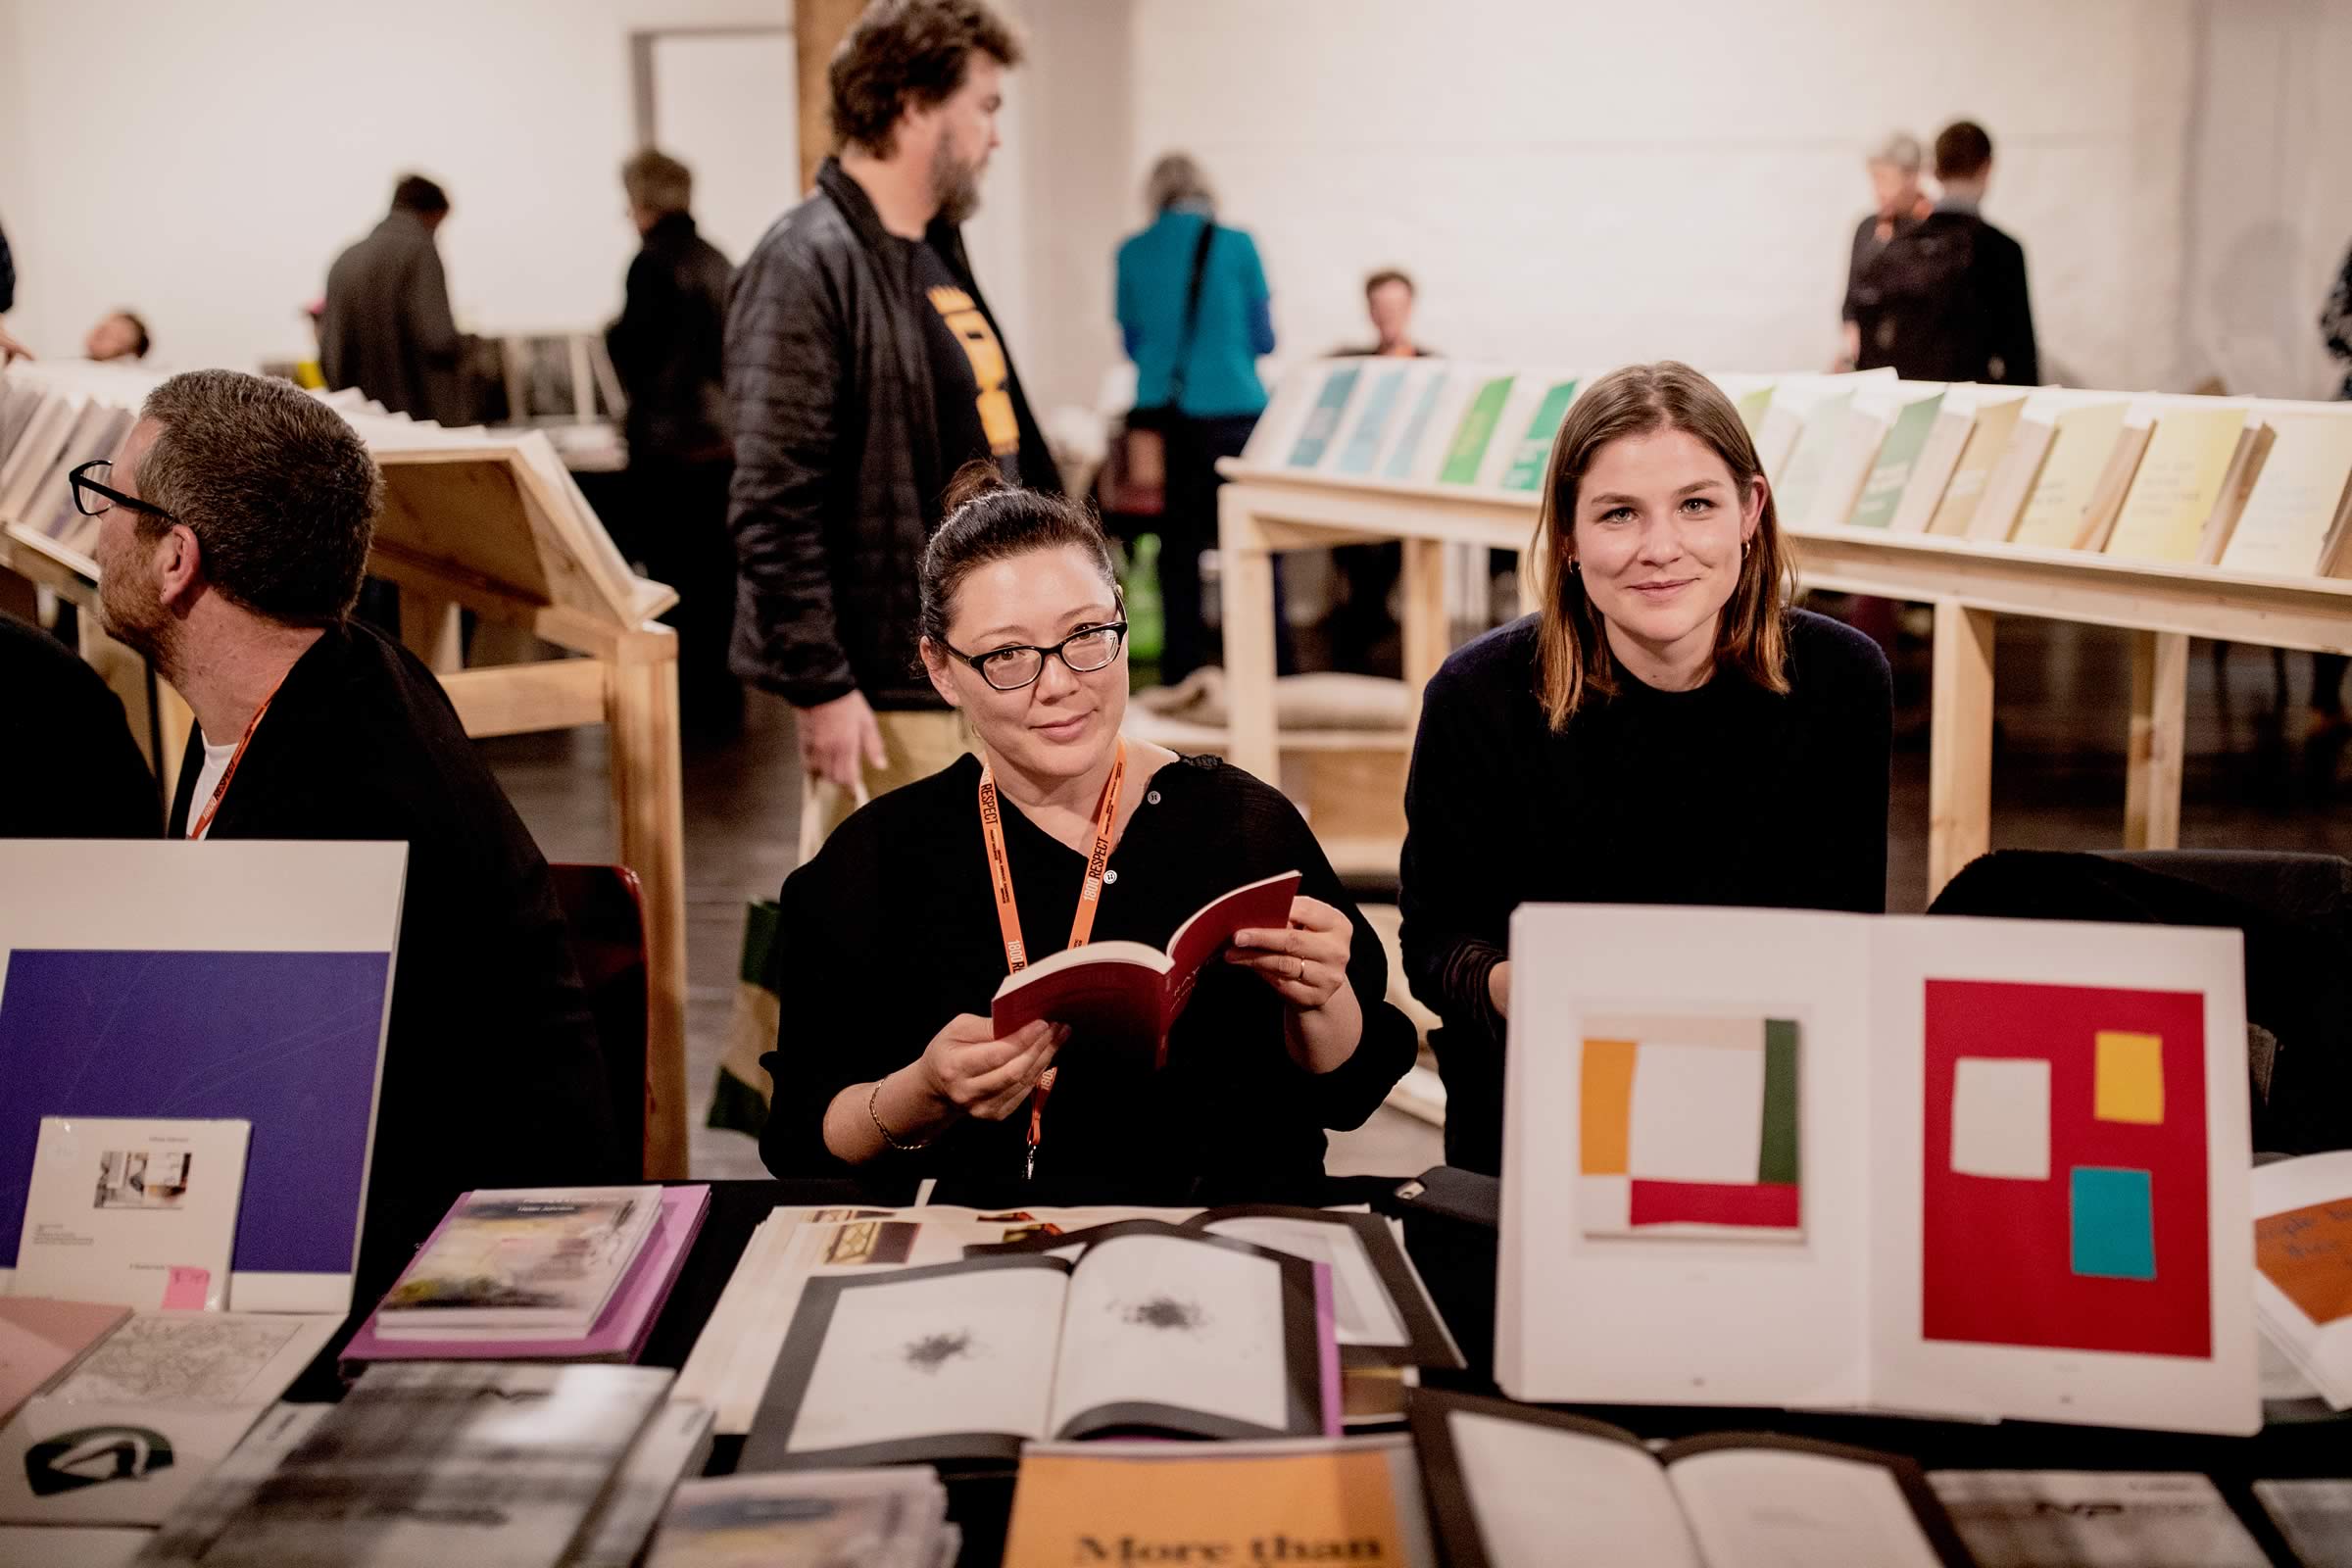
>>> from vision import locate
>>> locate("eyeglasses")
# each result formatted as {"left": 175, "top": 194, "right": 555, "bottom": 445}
{"left": 70, "top": 461, "right": 179, "bottom": 526}
{"left": 944, "top": 621, "right": 1128, "bottom": 691}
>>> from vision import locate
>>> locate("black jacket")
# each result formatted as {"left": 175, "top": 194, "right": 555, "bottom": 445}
{"left": 320, "top": 212, "right": 470, "bottom": 425}
{"left": 0, "top": 610, "right": 157, "bottom": 837}
{"left": 608, "top": 212, "right": 732, "bottom": 463}
{"left": 723, "top": 158, "right": 1057, "bottom": 710}
{"left": 1851, "top": 209, "right": 2039, "bottom": 386}
{"left": 168, "top": 620, "right": 625, "bottom": 1305}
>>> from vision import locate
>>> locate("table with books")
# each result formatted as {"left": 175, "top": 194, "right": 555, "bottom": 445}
{"left": 1220, "top": 363, "right": 2352, "bottom": 894}
{"left": 6, "top": 846, "right": 2352, "bottom": 1566}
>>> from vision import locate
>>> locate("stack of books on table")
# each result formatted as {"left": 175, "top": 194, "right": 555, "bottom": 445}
{"left": 646, "top": 1467, "right": 954, "bottom": 1568}
{"left": 137, "top": 1362, "right": 713, "bottom": 1567}
{"left": 342, "top": 1184, "right": 710, "bottom": 1368}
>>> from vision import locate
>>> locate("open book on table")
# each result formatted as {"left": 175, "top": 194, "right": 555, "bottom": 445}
{"left": 1408, "top": 1390, "right": 1973, "bottom": 1568}
{"left": 990, "top": 871, "right": 1300, "bottom": 1065}
{"left": 738, "top": 1229, "right": 1334, "bottom": 1469}
{"left": 1498, "top": 906, "right": 2257, "bottom": 1434}
{"left": 2252, "top": 1149, "right": 2352, "bottom": 1410}
{"left": 971, "top": 1208, "right": 1461, "bottom": 1370}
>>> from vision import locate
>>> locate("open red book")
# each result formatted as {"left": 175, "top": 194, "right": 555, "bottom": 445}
{"left": 990, "top": 870, "right": 1302, "bottom": 1068}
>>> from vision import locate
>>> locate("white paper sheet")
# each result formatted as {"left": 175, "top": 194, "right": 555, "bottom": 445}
{"left": 1446, "top": 1411, "right": 1698, "bottom": 1568}
{"left": 2254, "top": 1478, "right": 2352, "bottom": 1568}
{"left": 1929, "top": 1470, "right": 2268, "bottom": 1568}
{"left": 46, "top": 1312, "right": 335, "bottom": 1407}
{"left": 1668, "top": 1448, "right": 1945, "bottom": 1568}
{"left": 1200, "top": 1217, "right": 1406, "bottom": 1348}
{"left": 1498, "top": 906, "right": 1870, "bottom": 1408}
{"left": 784, "top": 1266, "right": 1063, "bottom": 1454}
{"left": 14, "top": 1118, "right": 251, "bottom": 1311}
{"left": 1051, "top": 1235, "right": 1290, "bottom": 1435}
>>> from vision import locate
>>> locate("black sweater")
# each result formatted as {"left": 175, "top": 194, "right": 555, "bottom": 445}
{"left": 760, "top": 753, "right": 1419, "bottom": 1205}
{"left": 0, "top": 610, "right": 158, "bottom": 838}
{"left": 168, "top": 621, "right": 624, "bottom": 1303}
{"left": 1398, "top": 610, "right": 1892, "bottom": 1174}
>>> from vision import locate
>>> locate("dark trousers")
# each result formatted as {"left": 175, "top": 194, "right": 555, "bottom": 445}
{"left": 1160, "top": 412, "right": 1293, "bottom": 684}
{"left": 626, "top": 456, "right": 742, "bottom": 738}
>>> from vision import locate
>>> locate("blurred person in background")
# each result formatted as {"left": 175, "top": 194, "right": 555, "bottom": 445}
{"left": 1115, "top": 152, "right": 1279, "bottom": 684}
{"left": 1341, "top": 268, "right": 1432, "bottom": 360}
{"left": 608, "top": 148, "right": 741, "bottom": 740}
{"left": 320, "top": 174, "right": 472, "bottom": 425}
{"left": 1851, "top": 121, "right": 2037, "bottom": 386}
{"left": 2306, "top": 236, "right": 2352, "bottom": 783}
{"left": 727, "top": 0, "right": 1057, "bottom": 844}
{"left": 83, "top": 310, "right": 150, "bottom": 363}
{"left": 1330, "top": 268, "right": 1437, "bottom": 669}
{"left": 1838, "top": 132, "right": 1934, "bottom": 370}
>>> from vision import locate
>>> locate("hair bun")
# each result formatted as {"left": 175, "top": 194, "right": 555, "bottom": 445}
{"left": 943, "top": 460, "right": 1010, "bottom": 514}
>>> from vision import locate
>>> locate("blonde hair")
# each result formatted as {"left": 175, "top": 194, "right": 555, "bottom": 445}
{"left": 1528, "top": 361, "right": 1792, "bottom": 729}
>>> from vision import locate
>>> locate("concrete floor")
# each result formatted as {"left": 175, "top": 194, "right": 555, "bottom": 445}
{"left": 481, "top": 610, "right": 2352, "bottom": 1184}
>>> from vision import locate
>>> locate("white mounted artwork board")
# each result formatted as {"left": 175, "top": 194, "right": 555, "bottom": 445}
{"left": 1496, "top": 905, "right": 2256, "bottom": 1436}
{"left": 0, "top": 840, "right": 406, "bottom": 1315}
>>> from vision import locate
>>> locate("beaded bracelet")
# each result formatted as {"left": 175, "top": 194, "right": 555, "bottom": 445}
{"left": 867, "top": 1076, "right": 935, "bottom": 1152}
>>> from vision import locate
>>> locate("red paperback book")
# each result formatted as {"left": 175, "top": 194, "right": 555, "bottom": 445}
{"left": 990, "top": 870, "right": 1302, "bottom": 1067}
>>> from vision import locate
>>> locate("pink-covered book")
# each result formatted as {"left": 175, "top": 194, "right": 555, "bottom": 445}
{"left": 342, "top": 1184, "right": 710, "bottom": 1367}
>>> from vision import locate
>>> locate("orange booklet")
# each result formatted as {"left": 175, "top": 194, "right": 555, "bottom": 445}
{"left": 990, "top": 870, "right": 1301, "bottom": 1065}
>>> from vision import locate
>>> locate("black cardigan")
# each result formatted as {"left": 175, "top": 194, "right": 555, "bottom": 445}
{"left": 760, "top": 753, "right": 1419, "bottom": 1206}
{"left": 0, "top": 610, "right": 157, "bottom": 837}
{"left": 169, "top": 620, "right": 624, "bottom": 1303}
{"left": 1399, "top": 610, "right": 1892, "bottom": 1174}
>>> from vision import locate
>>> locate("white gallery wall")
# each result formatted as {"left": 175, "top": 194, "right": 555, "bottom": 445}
{"left": 2, "top": 0, "right": 2345, "bottom": 412}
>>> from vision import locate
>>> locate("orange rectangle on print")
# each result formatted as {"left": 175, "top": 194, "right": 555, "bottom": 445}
{"left": 2257, "top": 1198, "right": 2352, "bottom": 1327}
{"left": 1580, "top": 1039, "right": 1638, "bottom": 1175}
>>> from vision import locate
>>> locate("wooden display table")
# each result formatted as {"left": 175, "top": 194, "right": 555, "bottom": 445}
{"left": 1, "top": 368, "right": 692, "bottom": 1179}
{"left": 1216, "top": 461, "right": 2352, "bottom": 897}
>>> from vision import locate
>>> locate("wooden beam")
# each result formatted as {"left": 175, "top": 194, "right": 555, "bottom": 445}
{"left": 606, "top": 625, "right": 690, "bottom": 1180}
{"left": 1218, "top": 484, "right": 1282, "bottom": 785}
{"left": 2124, "top": 630, "right": 2188, "bottom": 850}
{"left": 1928, "top": 602, "right": 1996, "bottom": 897}
{"left": 440, "top": 659, "right": 611, "bottom": 739}
{"left": 398, "top": 588, "right": 463, "bottom": 674}
{"left": 1398, "top": 536, "right": 1449, "bottom": 733}
{"left": 796, "top": 0, "right": 867, "bottom": 195}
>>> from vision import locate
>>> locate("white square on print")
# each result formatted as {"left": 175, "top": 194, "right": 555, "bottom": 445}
{"left": 1949, "top": 1056, "right": 2051, "bottom": 1180}
{"left": 1579, "top": 1175, "right": 1632, "bottom": 1236}
{"left": 1625, "top": 1040, "right": 1765, "bottom": 1185}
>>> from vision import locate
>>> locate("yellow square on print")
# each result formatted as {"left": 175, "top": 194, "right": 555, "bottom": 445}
{"left": 2094, "top": 1032, "right": 2164, "bottom": 1124}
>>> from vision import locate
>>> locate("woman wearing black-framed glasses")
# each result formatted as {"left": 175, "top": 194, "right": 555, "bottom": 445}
{"left": 754, "top": 466, "right": 1417, "bottom": 1207}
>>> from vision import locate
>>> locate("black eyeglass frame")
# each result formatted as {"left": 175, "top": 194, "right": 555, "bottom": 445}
{"left": 942, "top": 620, "right": 1131, "bottom": 692}
{"left": 69, "top": 460, "right": 179, "bottom": 526}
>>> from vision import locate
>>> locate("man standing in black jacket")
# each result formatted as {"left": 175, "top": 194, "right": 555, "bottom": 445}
{"left": 726, "top": 0, "right": 1056, "bottom": 840}
{"left": 320, "top": 174, "right": 472, "bottom": 425}
{"left": 1851, "top": 121, "right": 2039, "bottom": 387}
{"left": 89, "top": 368, "right": 624, "bottom": 1307}
{"left": 609, "top": 149, "right": 740, "bottom": 738}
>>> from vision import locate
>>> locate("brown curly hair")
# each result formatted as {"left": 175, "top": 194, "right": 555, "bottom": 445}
{"left": 829, "top": 0, "right": 1023, "bottom": 157}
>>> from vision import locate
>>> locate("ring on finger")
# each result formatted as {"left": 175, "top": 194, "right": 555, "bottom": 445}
{"left": 1291, "top": 956, "right": 1305, "bottom": 981}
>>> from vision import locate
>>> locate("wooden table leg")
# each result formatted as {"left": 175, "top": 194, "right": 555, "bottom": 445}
{"left": 2124, "top": 629, "right": 2188, "bottom": 850}
{"left": 398, "top": 588, "right": 464, "bottom": 674}
{"left": 1219, "top": 486, "right": 1281, "bottom": 785}
{"left": 1399, "top": 536, "right": 1448, "bottom": 729}
{"left": 608, "top": 625, "right": 690, "bottom": 1180}
{"left": 1928, "top": 602, "right": 1996, "bottom": 899}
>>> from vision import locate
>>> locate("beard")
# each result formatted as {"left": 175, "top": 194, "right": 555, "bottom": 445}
{"left": 928, "top": 135, "right": 984, "bottom": 225}
{"left": 95, "top": 547, "right": 172, "bottom": 666}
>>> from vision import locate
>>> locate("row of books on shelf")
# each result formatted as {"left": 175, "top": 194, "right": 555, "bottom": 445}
{"left": 1245, "top": 358, "right": 2352, "bottom": 579}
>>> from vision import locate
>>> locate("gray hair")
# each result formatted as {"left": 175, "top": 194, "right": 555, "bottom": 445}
{"left": 1867, "top": 132, "right": 1923, "bottom": 173}
{"left": 138, "top": 370, "right": 382, "bottom": 625}
{"left": 1145, "top": 152, "right": 1213, "bottom": 215}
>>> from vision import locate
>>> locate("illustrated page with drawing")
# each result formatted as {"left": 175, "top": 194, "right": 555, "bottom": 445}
{"left": 741, "top": 1232, "right": 1327, "bottom": 1468}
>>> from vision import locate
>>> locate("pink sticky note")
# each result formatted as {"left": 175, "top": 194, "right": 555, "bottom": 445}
{"left": 162, "top": 1265, "right": 211, "bottom": 1310}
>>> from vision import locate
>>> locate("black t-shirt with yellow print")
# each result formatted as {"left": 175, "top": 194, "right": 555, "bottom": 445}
{"left": 903, "top": 235, "right": 1021, "bottom": 496}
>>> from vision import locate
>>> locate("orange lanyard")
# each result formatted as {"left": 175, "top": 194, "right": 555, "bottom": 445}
{"left": 186, "top": 676, "right": 287, "bottom": 841}
{"left": 977, "top": 740, "right": 1124, "bottom": 1178}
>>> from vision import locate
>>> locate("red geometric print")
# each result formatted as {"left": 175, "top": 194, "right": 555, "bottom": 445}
{"left": 1921, "top": 978, "right": 2210, "bottom": 1358}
